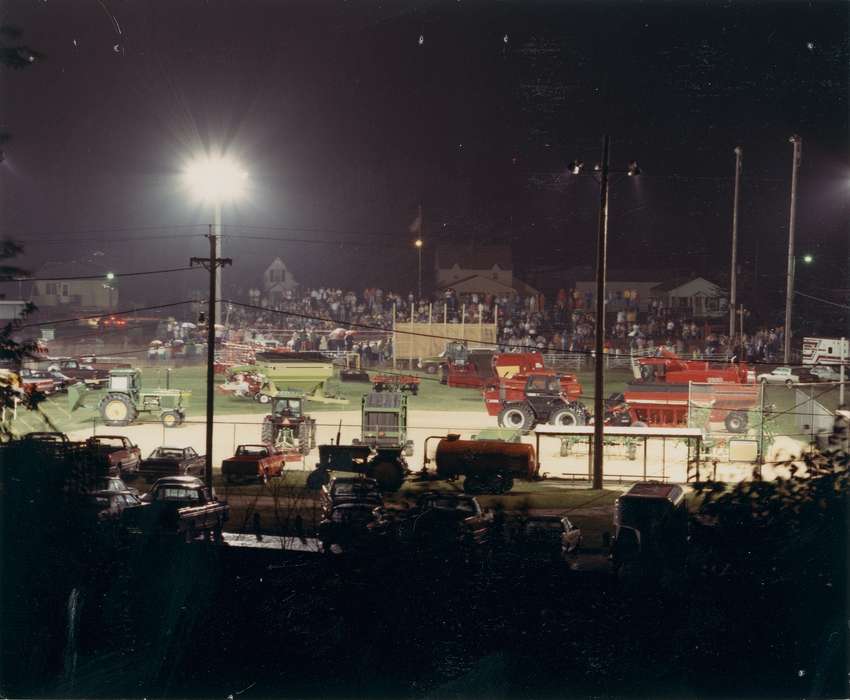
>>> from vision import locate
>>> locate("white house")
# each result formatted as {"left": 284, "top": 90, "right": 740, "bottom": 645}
{"left": 30, "top": 260, "right": 117, "bottom": 310}
{"left": 435, "top": 244, "right": 538, "bottom": 297}
{"left": 651, "top": 277, "right": 728, "bottom": 318}
{"left": 263, "top": 257, "right": 299, "bottom": 304}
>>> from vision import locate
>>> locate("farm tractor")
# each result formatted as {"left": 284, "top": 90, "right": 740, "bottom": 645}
{"left": 260, "top": 391, "right": 317, "bottom": 456}
{"left": 484, "top": 371, "right": 588, "bottom": 431}
{"left": 68, "top": 368, "right": 190, "bottom": 428}
{"left": 352, "top": 391, "right": 415, "bottom": 456}
{"left": 306, "top": 443, "right": 408, "bottom": 493}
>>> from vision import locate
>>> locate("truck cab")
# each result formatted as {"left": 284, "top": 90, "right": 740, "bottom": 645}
{"left": 611, "top": 482, "right": 688, "bottom": 576}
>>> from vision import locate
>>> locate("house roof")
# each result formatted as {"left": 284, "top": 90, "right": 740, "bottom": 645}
{"left": 35, "top": 259, "right": 111, "bottom": 279}
{"left": 652, "top": 276, "right": 724, "bottom": 296}
{"left": 437, "top": 273, "right": 539, "bottom": 297}
{"left": 436, "top": 244, "right": 512, "bottom": 271}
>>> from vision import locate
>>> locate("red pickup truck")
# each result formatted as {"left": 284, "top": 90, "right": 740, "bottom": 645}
{"left": 85, "top": 435, "right": 142, "bottom": 477}
{"left": 221, "top": 444, "right": 292, "bottom": 484}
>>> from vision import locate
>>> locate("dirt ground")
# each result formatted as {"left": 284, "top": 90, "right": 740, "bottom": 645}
{"left": 67, "top": 408, "right": 809, "bottom": 484}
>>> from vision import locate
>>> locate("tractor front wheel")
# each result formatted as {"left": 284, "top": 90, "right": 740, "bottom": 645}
{"left": 498, "top": 404, "right": 534, "bottom": 431}
{"left": 549, "top": 406, "right": 585, "bottom": 427}
{"left": 257, "top": 393, "right": 271, "bottom": 404}
{"left": 161, "top": 410, "right": 182, "bottom": 428}
{"left": 99, "top": 394, "right": 136, "bottom": 427}
{"left": 368, "top": 459, "right": 405, "bottom": 492}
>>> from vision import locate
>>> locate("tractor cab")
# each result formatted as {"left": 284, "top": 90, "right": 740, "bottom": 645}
{"left": 108, "top": 368, "right": 142, "bottom": 399}
{"left": 272, "top": 393, "right": 304, "bottom": 419}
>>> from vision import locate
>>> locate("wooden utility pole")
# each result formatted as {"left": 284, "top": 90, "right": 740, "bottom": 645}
{"left": 592, "top": 135, "right": 610, "bottom": 491}
{"left": 784, "top": 135, "right": 802, "bottom": 363}
{"left": 190, "top": 227, "right": 232, "bottom": 487}
{"left": 729, "top": 146, "right": 743, "bottom": 345}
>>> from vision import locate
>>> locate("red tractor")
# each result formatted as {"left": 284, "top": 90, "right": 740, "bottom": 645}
{"left": 484, "top": 371, "right": 587, "bottom": 431}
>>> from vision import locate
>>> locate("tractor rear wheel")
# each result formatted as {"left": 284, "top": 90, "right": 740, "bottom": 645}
{"left": 549, "top": 406, "right": 584, "bottom": 427}
{"left": 99, "top": 393, "right": 136, "bottom": 427}
{"left": 498, "top": 404, "right": 534, "bottom": 431}
{"left": 368, "top": 458, "right": 405, "bottom": 492}
{"left": 298, "top": 422, "right": 311, "bottom": 455}
{"left": 724, "top": 411, "right": 748, "bottom": 433}
{"left": 261, "top": 418, "right": 277, "bottom": 445}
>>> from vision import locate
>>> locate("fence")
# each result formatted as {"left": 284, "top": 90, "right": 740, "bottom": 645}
{"left": 532, "top": 425, "right": 703, "bottom": 485}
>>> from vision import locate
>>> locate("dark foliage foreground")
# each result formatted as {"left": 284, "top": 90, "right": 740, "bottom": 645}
{"left": 1, "top": 440, "right": 847, "bottom": 699}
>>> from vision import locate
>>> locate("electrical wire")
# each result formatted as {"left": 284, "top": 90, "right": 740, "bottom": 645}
{"left": 10, "top": 266, "right": 204, "bottom": 282}
{"left": 17, "top": 300, "right": 195, "bottom": 330}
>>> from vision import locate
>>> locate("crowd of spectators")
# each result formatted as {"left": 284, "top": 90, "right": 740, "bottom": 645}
{"left": 222, "top": 286, "right": 785, "bottom": 362}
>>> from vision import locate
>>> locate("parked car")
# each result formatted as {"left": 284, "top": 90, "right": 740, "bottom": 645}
{"left": 86, "top": 435, "right": 142, "bottom": 478}
{"left": 18, "top": 370, "right": 57, "bottom": 396}
{"left": 46, "top": 358, "right": 110, "bottom": 387}
{"left": 809, "top": 365, "right": 842, "bottom": 382}
{"left": 317, "top": 501, "right": 390, "bottom": 554}
{"left": 508, "top": 515, "right": 582, "bottom": 561}
{"left": 139, "top": 446, "right": 205, "bottom": 480}
{"left": 85, "top": 489, "right": 143, "bottom": 522}
{"left": 320, "top": 476, "right": 383, "bottom": 516}
{"left": 92, "top": 475, "right": 140, "bottom": 497}
{"left": 756, "top": 367, "right": 800, "bottom": 386}
{"left": 134, "top": 475, "right": 228, "bottom": 542}
{"left": 398, "top": 492, "right": 493, "bottom": 554}
{"left": 221, "top": 444, "right": 286, "bottom": 484}
{"left": 20, "top": 368, "right": 68, "bottom": 393}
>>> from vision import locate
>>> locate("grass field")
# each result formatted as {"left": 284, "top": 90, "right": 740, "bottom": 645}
{"left": 18, "top": 365, "right": 637, "bottom": 435}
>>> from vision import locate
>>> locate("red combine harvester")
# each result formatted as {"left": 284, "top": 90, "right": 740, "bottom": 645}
{"left": 633, "top": 350, "right": 753, "bottom": 384}
{"left": 603, "top": 352, "right": 758, "bottom": 432}
{"left": 441, "top": 342, "right": 546, "bottom": 389}
{"left": 484, "top": 371, "right": 586, "bottom": 431}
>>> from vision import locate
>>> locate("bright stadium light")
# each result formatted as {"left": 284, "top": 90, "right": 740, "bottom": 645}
{"left": 182, "top": 155, "right": 248, "bottom": 203}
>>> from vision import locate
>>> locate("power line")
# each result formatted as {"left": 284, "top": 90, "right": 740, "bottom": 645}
{"left": 794, "top": 290, "right": 850, "bottom": 310}
{"left": 10, "top": 266, "right": 204, "bottom": 282}
{"left": 17, "top": 300, "right": 195, "bottom": 330}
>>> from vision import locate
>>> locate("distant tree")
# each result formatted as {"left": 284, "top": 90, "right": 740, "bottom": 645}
{"left": 0, "top": 27, "right": 44, "bottom": 430}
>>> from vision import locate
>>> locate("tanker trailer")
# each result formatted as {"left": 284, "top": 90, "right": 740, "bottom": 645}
{"left": 423, "top": 433, "right": 539, "bottom": 494}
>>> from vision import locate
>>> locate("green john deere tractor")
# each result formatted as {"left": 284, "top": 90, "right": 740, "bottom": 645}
{"left": 69, "top": 368, "right": 190, "bottom": 428}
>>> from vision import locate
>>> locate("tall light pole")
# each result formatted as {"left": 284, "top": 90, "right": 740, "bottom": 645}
{"left": 183, "top": 153, "right": 248, "bottom": 325}
{"left": 729, "top": 146, "right": 743, "bottom": 347}
{"left": 183, "top": 153, "right": 245, "bottom": 486}
{"left": 569, "top": 136, "right": 640, "bottom": 490}
{"left": 415, "top": 238, "right": 423, "bottom": 299}
{"left": 784, "top": 135, "right": 802, "bottom": 364}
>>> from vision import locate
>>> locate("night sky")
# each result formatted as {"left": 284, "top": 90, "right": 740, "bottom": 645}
{"left": 1, "top": 0, "right": 848, "bottom": 307}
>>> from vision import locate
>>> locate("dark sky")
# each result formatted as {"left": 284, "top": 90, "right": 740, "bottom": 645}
{"left": 1, "top": 0, "right": 848, "bottom": 306}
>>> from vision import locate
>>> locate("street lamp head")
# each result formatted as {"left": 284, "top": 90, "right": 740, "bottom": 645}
{"left": 627, "top": 161, "right": 641, "bottom": 176}
{"left": 183, "top": 154, "right": 248, "bottom": 203}
{"left": 802, "top": 254, "right": 814, "bottom": 264}
{"left": 105, "top": 272, "right": 115, "bottom": 280}
{"left": 414, "top": 238, "right": 423, "bottom": 248}
{"left": 789, "top": 134, "right": 801, "bottom": 145}
{"left": 568, "top": 160, "right": 584, "bottom": 175}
